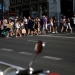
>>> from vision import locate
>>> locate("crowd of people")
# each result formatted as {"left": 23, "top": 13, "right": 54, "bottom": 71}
{"left": 0, "top": 15, "right": 75, "bottom": 38}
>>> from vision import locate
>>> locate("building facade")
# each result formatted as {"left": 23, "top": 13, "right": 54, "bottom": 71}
{"left": 0, "top": 0, "right": 3, "bottom": 20}
{"left": 3, "top": 0, "right": 10, "bottom": 11}
{"left": 9, "top": 0, "right": 74, "bottom": 19}
{"left": 9, "top": 0, "right": 48, "bottom": 19}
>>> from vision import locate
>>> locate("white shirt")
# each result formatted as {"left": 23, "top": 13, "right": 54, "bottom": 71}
{"left": 3, "top": 19, "right": 7, "bottom": 26}
{"left": 23, "top": 18, "right": 28, "bottom": 24}
{"left": 15, "top": 22, "right": 20, "bottom": 29}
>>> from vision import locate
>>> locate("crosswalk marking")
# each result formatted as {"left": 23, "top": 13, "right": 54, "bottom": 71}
{"left": 27, "top": 40, "right": 37, "bottom": 42}
{"left": 19, "top": 52, "right": 33, "bottom": 55}
{"left": 0, "top": 48, "right": 63, "bottom": 61}
{"left": 0, "top": 61, "right": 25, "bottom": 70}
{"left": 38, "top": 35, "right": 75, "bottom": 39}
{"left": 27, "top": 40, "right": 47, "bottom": 43}
{"left": 42, "top": 56, "right": 63, "bottom": 60}
{"left": 0, "top": 48, "right": 13, "bottom": 51}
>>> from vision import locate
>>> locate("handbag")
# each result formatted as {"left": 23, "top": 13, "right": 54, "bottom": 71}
{"left": 6, "top": 24, "right": 12, "bottom": 28}
{"left": 22, "top": 29, "right": 26, "bottom": 34}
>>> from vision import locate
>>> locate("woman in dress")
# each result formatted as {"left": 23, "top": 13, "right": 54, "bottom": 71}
{"left": 15, "top": 20, "right": 22, "bottom": 37}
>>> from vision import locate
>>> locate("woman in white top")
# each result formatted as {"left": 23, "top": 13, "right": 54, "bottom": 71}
{"left": 66, "top": 18, "right": 72, "bottom": 33}
{"left": 8, "top": 19, "right": 14, "bottom": 36}
{"left": 20, "top": 20, "right": 26, "bottom": 36}
{"left": 15, "top": 20, "right": 22, "bottom": 37}
{"left": 50, "top": 18, "right": 55, "bottom": 33}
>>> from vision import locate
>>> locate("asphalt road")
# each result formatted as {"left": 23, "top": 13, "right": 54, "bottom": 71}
{"left": 0, "top": 33, "right": 75, "bottom": 75}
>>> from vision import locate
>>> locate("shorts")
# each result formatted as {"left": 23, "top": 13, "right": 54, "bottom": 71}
{"left": 43, "top": 24, "right": 47, "bottom": 29}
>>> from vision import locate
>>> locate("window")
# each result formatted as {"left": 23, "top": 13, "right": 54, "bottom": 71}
{"left": 30, "top": 4, "right": 38, "bottom": 18}
{"left": 16, "top": 7, "right": 23, "bottom": 18}
{"left": 9, "top": 8, "right": 15, "bottom": 17}
{"left": 0, "top": 4, "right": 2, "bottom": 10}
{"left": 39, "top": 3, "right": 47, "bottom": 17}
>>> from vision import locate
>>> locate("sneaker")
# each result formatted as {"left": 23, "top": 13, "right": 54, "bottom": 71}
{"left": 31, "top": 35, "right": 33, "bottom": 36}
{"left": 56, "top": 31, "right": 58, "bottom": 33}
{"left": 52, "top": 32, "right": 55, "bottom": 33}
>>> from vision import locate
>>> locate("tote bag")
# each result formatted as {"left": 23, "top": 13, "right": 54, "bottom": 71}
{"left": 22, "top": 29, "right": 26, "bottom": 34}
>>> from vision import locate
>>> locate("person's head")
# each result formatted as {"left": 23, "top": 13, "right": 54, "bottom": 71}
{"left": 49, "top": 17, "right": 53, "bottom": 22}
{"left": 24, "top": 16, "right": 26, "bottom": 19}
{"left": 16, "top": 16, "right": 18, "bottom": 19}
{"left": 4, "top": 16, "right": 7, "bottom": 19}
{"left": 74, "top": 15, "right": 75, "bottom": 17}
{"left": 16, "top": 19, "right": 19, "bottom": 23}
{"left": 42, "top": 15, "right": 45, "bottom": 18}
{"left": 54, "top": 16, "right": 56, "bottom": 19}
{"left": 9, "top": 19, "right": 12, "bottom": 22}
{"left": 63, "top": 16, "right": 66, "bottom": 19}
{"left": 20, "top": 19, "right": 23, "bottom": 23}
{"left": 28, "top": 16, "right": 31, "bottom": 20}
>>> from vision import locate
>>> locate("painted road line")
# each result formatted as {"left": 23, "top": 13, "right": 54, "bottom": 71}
{"left": 0, "top": 61, "right": 25, "bottom": 70}
{"left": 38, "top": 35, "right": 75, "bottom": 39}
{"left": 27, "top": 40, "right": 37, "bottom": 42}
{"left": 0, "top": 48, "right": 13, "bottom": 51}
{"left": 42, "top": 56, "right": 63, "bottom": 60}
{"left": 27, "top": 40, "right": 47, "bottom": 43}
{"left": 19, "top": 52, "right": 33, "bottom": 55}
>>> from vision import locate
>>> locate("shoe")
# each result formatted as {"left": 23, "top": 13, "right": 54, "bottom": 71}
{"left": 56, "top": 31, "right": 58, "bottom": 33}
{"left": 31, "top": 35, "right": 33, "bottom": 36}
{"left": 52, "top": 32, "right": 55, "bottom": 33}
{"left": 16, "top": 36, "right": 18, "bottom": 38}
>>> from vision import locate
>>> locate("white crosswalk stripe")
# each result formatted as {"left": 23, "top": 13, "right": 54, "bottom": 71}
{"left": 19, "top": 52, "right": 33, "bottom": 55}
{"left": 42, "top": 56, "right": 63, "bottom": 60}
{"left": 27, "top": 40, "right": 47, "bottom": 43}
{"left": 0, "top": 48, "right": 13, "bottom": 51}
{"left": 38, "top": 35, "right": 75, "bottom": 39}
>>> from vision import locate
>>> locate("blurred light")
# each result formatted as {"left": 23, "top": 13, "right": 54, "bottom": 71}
{"left": 16, "top": 70, "right": 19, "bottom": 74}
{"left": 0, "top": 71, "right": 3, "bottom": 75}
{"left": 42, "top": 43, "right": 45, "bottom": 47}
{"left": 46, "top": 70, "right": 50, "bottom": 73}
{"left": 29, "top": 67, "right": 34, "bottom": 74}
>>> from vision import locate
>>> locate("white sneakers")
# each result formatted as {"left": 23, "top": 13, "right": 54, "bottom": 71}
{"left": 52, "top": 31, "right": 58, "bottom": 33}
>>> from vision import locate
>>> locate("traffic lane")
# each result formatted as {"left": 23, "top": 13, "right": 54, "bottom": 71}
{"left": 0, "top": 37, "right": 75, "bottom": 55}
{"left": 0, "top": 50, "right": 75, "bottom": 75}
{"left": 0, "top": 45, "right": 74, "bottom": 67}
{"left": 0, "top": 35, "right": 75, "bottom": 52}
{"left": 0, "top": 36, "right": 75, "bottom": 64}
{"left": 0, "top": 37, "right": 74, "bottom": 63}
{"left": 0, "top": 37, "right": 36, "bottom": 53}
{"left": 0, "top": 35, "right": 75, "bottom": 45}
